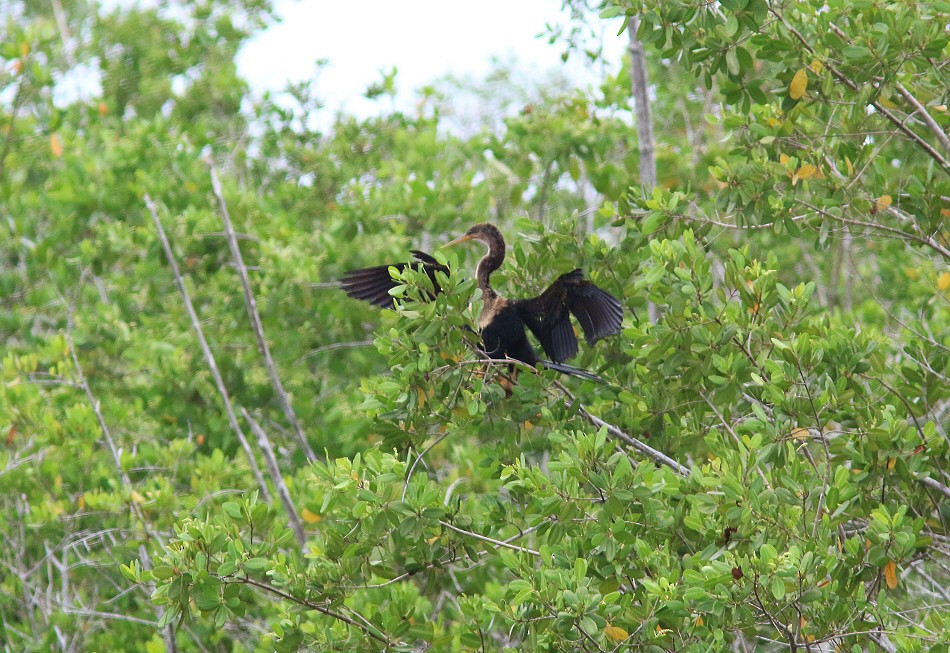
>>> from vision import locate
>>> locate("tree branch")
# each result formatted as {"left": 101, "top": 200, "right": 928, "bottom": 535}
{"left": 239, "top": 576, "right": 389, "bottom": 644}
{"left": 895, "top": 82, "right": 950, "bottom": 157}
{"left": 438, "top": 520, "right": 541, "bottom": 557}
{"left": 209, "top": 163, "right": 317, "bottom": 463}
{"left": 769, "top": 6, "right": 950, "bottom": 172}
{"left": 241, "top": 408, "right": 307, "bottom": 548}
{"left": 145, "top": 194, "right": 272, "bottom": 503}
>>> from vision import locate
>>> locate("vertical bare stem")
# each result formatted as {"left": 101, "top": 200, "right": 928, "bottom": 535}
{"left": 65, "top": 329, "right": 130, "bottom": 488}
{"left": 63, "top": 317, "right": 177, "bottom": 650}
{"left": 208, "top": 163, "right": 317, "bottom": 463}
{"left": 145, "top": 194, "right": 272, "bottom": 503}
{"left": 241, "top": 408, "right": 306, "bottom": 548}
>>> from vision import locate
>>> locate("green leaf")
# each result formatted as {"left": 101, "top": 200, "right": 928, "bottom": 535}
{"left": 243, "top": 558, "right": 269, "bottom": 571}
{"left": 770, "top": 576, "right": 786, "bottom": 600}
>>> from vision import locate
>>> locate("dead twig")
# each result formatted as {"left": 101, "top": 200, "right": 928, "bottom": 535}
{"left": 241, "top": 408, "right": 306, "bottom": 548}
{"left": 208, "top": 163, "right": 316, "bottom": 463}
{"left": 145, "top": 194, "right": 271, "bottom": 503}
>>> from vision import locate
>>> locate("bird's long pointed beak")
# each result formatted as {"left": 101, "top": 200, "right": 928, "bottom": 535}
{"left": 443, "top": 233, "right": 474, "bottom": 248}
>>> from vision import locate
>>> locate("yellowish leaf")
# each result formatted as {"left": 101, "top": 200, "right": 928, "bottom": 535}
{"left": 875, "top": 194, "right": 892, "bottom": 211}
{"left": 941, "top": 208, "right": 950, "bottom": 219}
{"left": 50, "top": 134, "right": 63, "bottom": 158}
{"left": 417, "top": 388, "right": 426, "bottom": 408}
{"left": 884, "top": 560, "right": 898, "bottom": 589}
{"left": 879, "top": 97, "right": 898, "bottom": 110}
{"left": 694, "top": 615, "right": 704, "bottom": 626}
{"left": 791, "top": 428, "right": 809, "bottom": 441}
{"left": 426, "top": 535, "right": 440, "bottom": 545}
{"left": 20, "top": 42, "right": 30, "bottom": 56}
{"left": 797, "top": 164, "right": 817, "bottom": 180}
{"left": 937, "top": 272, "right": 950, "bottom": 291}
{"left": 933, "top": 104, "right": 946, "bottom": 112}
{"left": 789, "top": 68, "right": 808, "bottom": 100}
{"left": 605, "top": 625, "right": 629, "bottom": 643}
{"left": 887, "top": 457, "right": 896, "bottom": 470}
{"left": 809, "top": 59, "right": 823, "bottom": 74}
{"left": 779, "top": 153, "right": 790, "bottom": 165}
{"left": 302, "top": 508, "right": 322, "bottom": 524}
{"left": 845, "top": 156, "right": 854, "bottom": 177}
{"left": 130, "top": 490, "right": 146, "bottom": 505}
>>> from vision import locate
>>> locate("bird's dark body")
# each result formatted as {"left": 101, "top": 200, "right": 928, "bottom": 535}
{"left": 481, "top": 303, "right": 538, "bottom": 364}
{"left": 340, "top": 223, "right": 623, "bottom": 368}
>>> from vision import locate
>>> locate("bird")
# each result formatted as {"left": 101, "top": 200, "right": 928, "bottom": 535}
{"left": 340, "top": 223, "right": 623, "bottom": 368}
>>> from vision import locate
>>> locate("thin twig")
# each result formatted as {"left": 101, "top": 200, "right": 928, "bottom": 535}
{"left": 241, "top": 408, "right": 306, "bottom": 548}
{"left": 895, "top": 82, "right": 950, "bottom": 156}
{"left": 64, "top": 330, "right": 129, "bottom": 488}
{"left": 145, "top": 194, "right": 271, "bottom": 502}
{"left": 239, "top": 576, "right": 390, "bottom": 644}
{"left": 296, "top": 339, "right": 374, "bottom": 363}
{"left": 438, "top": 355, "right": 691, "bottom": 476}
{"left": 770, "top": 6, "right": 949, "bottom": 172}
{"left": 576, "top": 406, "right": 691, "bottom": 477}
{"left": 795, "top": 199, "right": 950, "bottom": 262}
{"left": 700, "top": 392, "right": 772, "bottom": 489}
{"left": 208, "top": 163, "right": 317, "bottom": 463}
{"left": 438, "top": 520, "right": 541, "bottom": 557}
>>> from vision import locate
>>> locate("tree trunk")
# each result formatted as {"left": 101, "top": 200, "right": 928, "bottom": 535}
{"left": 628, "top": 16, "right": 656, "bottom": 191}
{"left": 628, "top": 15, "right": 659, "bottom": 323}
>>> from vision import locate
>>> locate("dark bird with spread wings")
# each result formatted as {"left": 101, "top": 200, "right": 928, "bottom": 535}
{"left": 340, "top": 223, "right": 623, "bottom": 367}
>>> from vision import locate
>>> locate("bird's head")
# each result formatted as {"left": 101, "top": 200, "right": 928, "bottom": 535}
{"left": 444, "top": 223, "right": 504, "bottom": 250}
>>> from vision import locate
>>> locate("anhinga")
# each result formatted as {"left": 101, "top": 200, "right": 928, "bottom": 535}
{"left": 340, "top": 223, "right": 623, "bottom": 369}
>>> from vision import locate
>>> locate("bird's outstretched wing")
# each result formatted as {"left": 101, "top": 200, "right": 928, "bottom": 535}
{"left": 340, "top": 250, "right": 448, "bottom": 309}
{"left": 515, "top": 270, "right": 623, "bottom": 363}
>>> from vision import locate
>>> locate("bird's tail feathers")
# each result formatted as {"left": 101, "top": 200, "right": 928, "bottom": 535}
{"left": 538, "top": 360, "right": 606, "bottom": 382}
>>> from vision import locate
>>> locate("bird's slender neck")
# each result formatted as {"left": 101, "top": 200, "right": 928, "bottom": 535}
{"left": 475, "top": 232, "right": 505, "bottom": 298}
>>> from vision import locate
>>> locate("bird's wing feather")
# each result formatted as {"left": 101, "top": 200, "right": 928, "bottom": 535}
{"left": 515, "top": 270, "right": 623, "bottom": 362}
{"left": 341, "top": 251, "right": 448, "bottom": 309}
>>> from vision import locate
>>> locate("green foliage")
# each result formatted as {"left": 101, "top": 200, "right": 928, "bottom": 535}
{"left": 1, "top": 0, "right": 947, "bottom": 651}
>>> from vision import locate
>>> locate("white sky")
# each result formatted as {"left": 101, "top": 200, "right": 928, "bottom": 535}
{"left": 236, "top": 0, "right": 627, "bottom": 117}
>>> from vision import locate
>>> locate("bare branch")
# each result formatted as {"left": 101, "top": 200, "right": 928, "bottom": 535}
{"left": 574, "top": 403, "right": 691, "bottom": 477}
{"left": 239, "top": 576, "right": 390, "bottom": 644}
{"left": 241, "top": 408, "right": 306, "bottom": 548}
{"left": 918, "top": 476, "right": 950, "bottom": 502}
{"left": 438, "top": 520, "right": 541, "bottom": 557}
{"left": 895, "top": 82, "right": 950, "bottom": 157}
{"left": 208, "top": 164, "right": 316, "bottom": 462}
{"left": 64, "top": 330, "right": 130, "bottom": 489}
{"left": 770, "top": 6, "right": 950, "bottom": 172}
{"left": 145, "top": 194, "right": 272, "bottom": 503}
